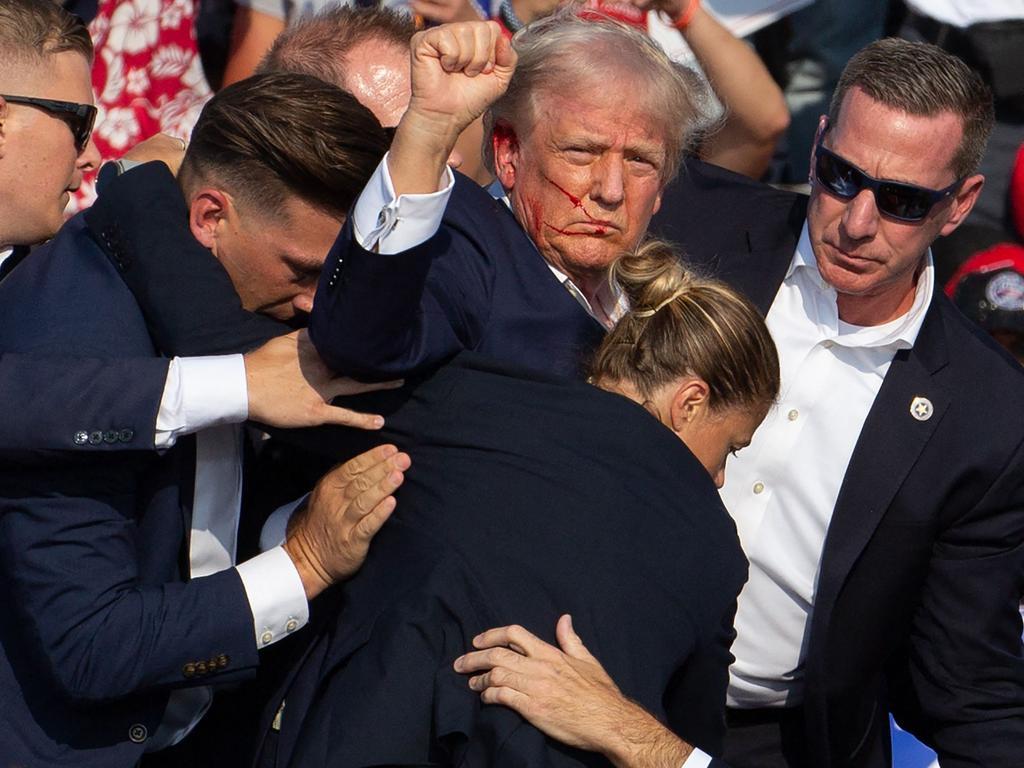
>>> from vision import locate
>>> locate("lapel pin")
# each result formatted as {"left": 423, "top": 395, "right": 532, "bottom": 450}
{"left": 910, "top": 396, "right": 933, "bottom": 422}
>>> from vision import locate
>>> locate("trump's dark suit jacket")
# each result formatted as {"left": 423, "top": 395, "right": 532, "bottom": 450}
{"left": 662, "top": 161, "right": 1024, "bottom": 768}
{"left": 250, "top": 353, "right": 747, "bottom": 768}
{"left": 0, "top": 216, "right": 261, "bottom": 767}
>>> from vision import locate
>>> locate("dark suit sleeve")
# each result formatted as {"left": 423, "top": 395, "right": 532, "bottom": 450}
{"left": 0, "top": 353, "right": 166, "bottom": 458}
{"left": 0, "top": 459, "right": 261, "bottom": 703}
{"left": 84, "top": 162, "right": 288, "bottom": 356}
{"left": 309, "top": 204, "right": 494, "bottom": 379}
{"left": 889, "top": 437, "right": 1024, "bottom": 766}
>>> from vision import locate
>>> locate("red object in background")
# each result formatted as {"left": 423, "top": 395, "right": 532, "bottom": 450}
{"left": 1011, "top": 141, "right": 1024, "bottom": 241}
{"left": 69, "top": 0, "right": 212, "bottom": 214}
{"left": 580, "top": 0, "right": 648, "bottom": 29}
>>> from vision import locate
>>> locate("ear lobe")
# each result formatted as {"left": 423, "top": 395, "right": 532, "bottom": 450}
{"left": 669, "top": 377, "right": 710, "bottom": 432}
{"left": 807, "top": 114, "right": 829, "bottom": 181}
{"left": 188, "top": 189, "right": 231, "bottom": 251}
{"left": 940, "top": 173, "right": 984, "bottom": 237}
{"left": 492, "top": 121, "right": 520, "bottom": 191}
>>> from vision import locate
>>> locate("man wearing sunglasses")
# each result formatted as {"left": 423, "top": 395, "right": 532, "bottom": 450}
{"left": 455, "top": 37, "right": 1024, "bottom": 768}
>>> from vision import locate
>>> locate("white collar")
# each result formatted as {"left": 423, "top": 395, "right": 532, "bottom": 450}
{"left": 788, "top": 222, "right": 933, "bottom": 350}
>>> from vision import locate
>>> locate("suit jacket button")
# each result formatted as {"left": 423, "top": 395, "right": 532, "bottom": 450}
{"left": 103, "top": 430, "right": 118, "bottom": 444}
{"left": 88, "top": 431, "right": 103, "bottom": 445}
{"left": 217, "top": 653, "right": 229, "bottom": 668}
{"left": 73, "top": 431, "right": 89, "bottom": 445}
{"left": 128, "top": 724, "right": 148, "bottom": 744}
{"left": 182, "top": 662, "right": 196, "bottom": 678}
{"left": 195, "top": 660, "right": 208, "bottom": 675}
{"left": 118, "top": 429, "right": 134, "bottom": 443}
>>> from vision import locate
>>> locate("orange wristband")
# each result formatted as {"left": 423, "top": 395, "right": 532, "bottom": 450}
{"left": 672, "top": 0, "right": 700, "bottom": 31}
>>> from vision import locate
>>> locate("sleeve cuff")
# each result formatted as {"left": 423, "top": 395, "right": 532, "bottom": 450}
{"left": 259, "top": 494, "right": 308, "bottom": 552}
{"left": 236, "top": 546, "right": 310, "bottom": 649}
{"left": 352, "top": 152, "right": 455, "bottom": 255}
{"left": 155, "top": 355, "right": 248, "bottom": 449}
{"left": 681, "top": 748, "right": 712, "bottom": 768}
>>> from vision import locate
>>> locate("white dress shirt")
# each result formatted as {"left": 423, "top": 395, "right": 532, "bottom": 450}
{"left": 0, "top": 245, "right": 13, "bottom": 272}
{"left": 147, "top": 355, "right": 309, "bottom": 749}
{"left": 721, "top": 224, "right": 934, "bottom": 708}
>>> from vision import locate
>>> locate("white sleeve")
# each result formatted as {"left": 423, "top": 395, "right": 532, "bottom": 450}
{"left": 233, "top": 0, "right": 286, "bottom": 21}
{"left": 680, "top": 748, "right": 713, "bottom": 768}
{"left": 259, "top": 494, "right": 307, "bottom": 552}
{"left": 235, "top": 546, "right": 310, "bottom": 648}
{"left": 351, "top": 152, "right": 455, "bottom": 255}
{"left": 155, "top": 355, "right": 249, "bottom": 449}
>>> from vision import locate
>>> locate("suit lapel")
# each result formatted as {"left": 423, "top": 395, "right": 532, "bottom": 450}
{"left": 814, "top": 296, "right": 950, "bottom": 628}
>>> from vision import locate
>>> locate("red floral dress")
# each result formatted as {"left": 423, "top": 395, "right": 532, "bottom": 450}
{"left": 70, "top": 0, "right": 213, "bottom": 213}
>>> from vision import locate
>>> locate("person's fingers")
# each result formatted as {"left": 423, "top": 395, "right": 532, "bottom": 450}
{"left": 315, "top": 404, "right": 385, "bottom": 431}
{"left": 464, "top": 22, "right": 494, "bottom": 76}
{"left": 339, "top": 450, "right": 407, "bottom": 502}
{"left": 555, "top": 614, "right": 594, "bottom": 661}
{"left": 350, "top": 494, "right": 398, "bottom": 542}
{"left": 326, "top": 444, "right": 399, "bottom": 488}
{"left": 345, "top": 453, "right": 410, "bottom": 513}
{"left": 493, "top": 27, "right": 516, "bottom": 70}
{"left": 478, "top": 685, "right": 531, "bottom": 713}
{"left": 471, "top": 623, "right": 551, "bottom": 658}
{"left": 454, "top": 645, "right": 528, "bottom": 673}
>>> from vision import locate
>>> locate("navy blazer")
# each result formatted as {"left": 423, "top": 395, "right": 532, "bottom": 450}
{"left": 0, "top": 216, "right": 261, "bottom": 767}
{"left": 249, "top": 354, "right": 747, "bottom": 767}
{"left": 308, "top": 172, "right": 607, "bottom": 380}
{"left": 662, "top": 160, "right": 1024, "bottom": 768}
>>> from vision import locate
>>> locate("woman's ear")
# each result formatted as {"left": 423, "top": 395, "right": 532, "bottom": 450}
{"left": 669, "top": 377, "right": 710, "bottom": 433}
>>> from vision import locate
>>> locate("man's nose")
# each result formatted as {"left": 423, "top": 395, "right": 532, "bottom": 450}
{"left": 590, "top": 155, "right": 625, "bottom": 207}
{"left": 293, "top": 286, "right": 316, "bottom": 315}
{"left": 840, "top": 189, "right": 880, "bottom": 241}
{"left": 77, "top": 136, "right": 102, "bottom": 173}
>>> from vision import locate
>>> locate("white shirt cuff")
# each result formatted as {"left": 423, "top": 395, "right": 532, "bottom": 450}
{"left": 681, "top": 748, "right": 712, "bottom": 768}
{"left": 236, "top": 545, "right": 309, "bottom": 649}
{"left": 155, "top": 355, "right": 249, "bottom": 449}
{"left": 259, "top": 494, "right": 308, "bottom": 552}
{"left": 351, "top": 152, "right": 454, "bottom": 255}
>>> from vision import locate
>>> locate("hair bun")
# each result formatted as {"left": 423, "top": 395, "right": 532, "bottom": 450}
{"left": 612, "top": 239, "right": 696, "bottom": 316}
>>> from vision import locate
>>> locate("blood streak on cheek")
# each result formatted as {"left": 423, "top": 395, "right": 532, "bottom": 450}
{"left": 545, "top": 176, "right": 605, "bottom": 228}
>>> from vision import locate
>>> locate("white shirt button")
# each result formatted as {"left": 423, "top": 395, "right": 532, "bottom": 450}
{"left": 787, "top": 409, "right": 799, "bottom": 421}
{"left": 753, "top": 481, "right": 765, "bottom": 495}
{"left": 285, "top": 618, "right": 298, "bottom": 633}
{"left": 260, "top": 630, "right": 274, "bottom": 646}
{"left": 823, "top": 340, "right": 835, "bottom": 349}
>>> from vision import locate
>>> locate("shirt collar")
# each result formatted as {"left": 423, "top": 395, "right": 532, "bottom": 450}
{"left": 0, "top": 245, "right": 14, "bottom": 271}
{"left": 788, "top": 221, "right": 934, "bottom": 350}
{"left": 488, "top": 180, "right": 629, "bottom": 328}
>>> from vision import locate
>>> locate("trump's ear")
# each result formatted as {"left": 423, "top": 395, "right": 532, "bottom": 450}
{"left": 0, "top": 97, "right": 9, "bottom": 157}
{"left": 491, "top": 120, "right": 520, "bottom": 191}
{"left": 188, "top": 188, "right": 232, "bottom": 252}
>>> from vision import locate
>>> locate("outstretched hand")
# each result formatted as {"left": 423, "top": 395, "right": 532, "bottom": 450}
{"left": 454, "top": 615, "right": 693, "bottom": 768}
{"left": 244, "top": 330, "right": 402, "bottom": 431}
{"left": 284, "top": 444, "right": 410, "bottom": 600}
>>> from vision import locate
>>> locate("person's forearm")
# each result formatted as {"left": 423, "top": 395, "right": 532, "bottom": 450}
{"left": 602, "top": 701, "right": 694, "bottom": 768}
{"left": 682, "top": 7, "right": 788, "bottom": 177}
{"left": 388, "top": 108, "right": 463, "bottom": 197}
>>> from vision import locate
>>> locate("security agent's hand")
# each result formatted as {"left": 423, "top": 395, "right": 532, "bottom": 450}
{"left": 284, "top": 444, "right": 411, "bottom": 601}
{"left": 121, "top": 132, "right": 189, "bottom": 176}
{"left": 244, "top": 331, "right": 402, "bottom": 431}
{"left": 389, "top": 21, "right": 516, "bottom": 196}
{"left": 454, "top": 615, "right": 694, "bottom": 768}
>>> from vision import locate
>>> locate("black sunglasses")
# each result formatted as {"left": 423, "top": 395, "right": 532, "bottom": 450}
{"left": 813, "top": 139, "right": 962, "bottom": 222}
{"left": 1, "top": 94, "right": 97, "bottom": 153}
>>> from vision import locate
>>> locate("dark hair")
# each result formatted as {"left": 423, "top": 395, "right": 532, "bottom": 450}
{"left": 830, "top": 38, "right": 995, "bottom": 178}
{"left": 257, "top": 5, "right": 414, "bottom": 90}
{"left": 591, "top": 240, "right": 779, "bottom": 412}
{"left": 0, "top": 0, "right": 93, "bottom": 68}
{"left": 179, "top": 72, "right": 389, "bottom": 220}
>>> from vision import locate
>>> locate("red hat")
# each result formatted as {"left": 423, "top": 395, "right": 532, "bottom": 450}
{"left": 945, "top": 243, "right": 1024, "bottom": 334}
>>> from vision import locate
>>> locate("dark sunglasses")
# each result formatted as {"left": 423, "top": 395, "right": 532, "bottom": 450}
{"left": 813, "top": 139, "right": 962, "bottom": 222}
{"left": 1, "top": 94, "right": 97, "bottom": 153}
